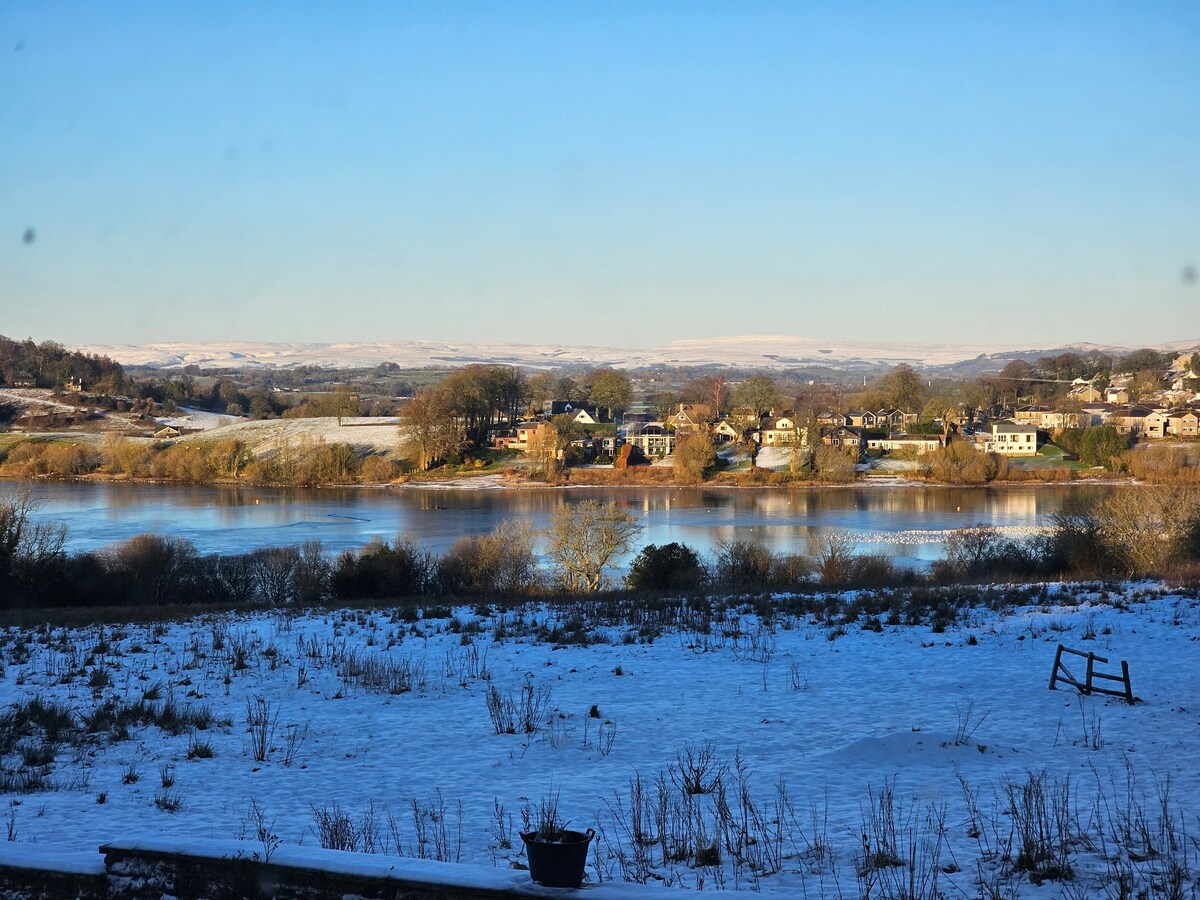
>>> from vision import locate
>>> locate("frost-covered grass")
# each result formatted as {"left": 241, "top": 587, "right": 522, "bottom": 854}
{"left": 1, "top": 585, "right": 1198, "bottom": 897}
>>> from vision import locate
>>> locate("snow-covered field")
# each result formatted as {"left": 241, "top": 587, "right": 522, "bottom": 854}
{"left": 155, "top": 407, "right": 246, "bottom": 432}
{"left": 2, "top": 587, "right": 1198, "bottom": 897}
{"left": 174, "top": 415, "right": 403, "bottom": 454}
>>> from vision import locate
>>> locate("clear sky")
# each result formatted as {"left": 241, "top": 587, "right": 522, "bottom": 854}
{"left": 2, "top": 2, "right": 1198, "bottom": 349}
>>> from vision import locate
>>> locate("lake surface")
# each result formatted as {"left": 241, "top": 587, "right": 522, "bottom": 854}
{"left": 9, "top": 480, "right": 1120, "bottom": 567}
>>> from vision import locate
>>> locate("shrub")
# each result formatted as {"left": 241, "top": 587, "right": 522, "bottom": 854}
{"left": 925, "top": 441, "right": 1007, "bottom": 484}
{"left": 436, "top": 520, "right": 539, "bottom": 596}
{"left": 672, "top": 434, "right": 717, "bottom": 483}
{"left": 332, "top": 538, "right": 433, "bottom": 600}
{"left": 625, "top": 543, "right": 704, "bottom": 592}
{"left": 711, "top": 539, "right": 778, "bottom": 591}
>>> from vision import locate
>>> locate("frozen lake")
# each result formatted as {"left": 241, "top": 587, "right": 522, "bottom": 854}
{"left": 10, "top": 480, "right": 1122, "bottom": 566}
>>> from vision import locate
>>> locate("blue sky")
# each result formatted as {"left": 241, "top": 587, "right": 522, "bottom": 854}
{"left": 2, "top": 2, "right": 1197, "bottom": 349}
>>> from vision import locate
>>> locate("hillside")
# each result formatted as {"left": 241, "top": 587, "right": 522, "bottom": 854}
{"left": 76, "top": 335, "right": 1200, "bottom": 374}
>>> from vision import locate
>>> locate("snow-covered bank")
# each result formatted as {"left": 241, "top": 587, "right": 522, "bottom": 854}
{"left": 1, "top": 586, "right": 1197, "bottom": 896}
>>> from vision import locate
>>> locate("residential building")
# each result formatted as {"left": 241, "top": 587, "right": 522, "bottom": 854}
{"left": 624, "top": 423, "right": 676, "bottom": 457}
{"left": 980, "top": 422, "right": 1039, "bottom": 455}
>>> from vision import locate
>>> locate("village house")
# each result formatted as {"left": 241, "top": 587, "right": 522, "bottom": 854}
{"left": 821, "top": 425, "right": 864, "bottom": 451}
{"left": 668, "top": 403, "right": 713, "bottom": 433}
{"left": 728, "top": 407, "right": 763, "bottom": 427}
{"left": 1015, "top": 406, "right": 1092, "bottom": 430}
{"left": 1167, "top": 409, "right": 1200, "bottom": 437}
{"left": 494, "top": 421, "right": 553, "bottom": 452}
{"left": 758, "top": 414, "right": 805, "bottom": 446}
{"left": 1109, "top": 405, "right": 1153, "bottom": 435}
{"left": 1069, "top": 380, "right": 1103, "bottom": 403}
{"left": 595, "top": 434, "right": 623, "bottom": 456}
{"left": 845, "top": 410, "right": 877, "bottom": 429}
{"left": 1143, "top": 411, "right": 1169, "bottom": 439}
{"left": 1078, "top": 402, "right": 1113, "bottom": 423}
{"left": 710, "top": 418, "right": 741, "bottom": 443}
{"left": 876, "top": 409, "right": 915, "bottom": 432}
{"left": 979, "top": 422, "right": 1039, "bottom": 456}
{"left": 620, "top": 405, "right": 656, "bottom": 427}
{"left": 1013, "top": 405, "right": 1051, "bottom": 425}
{"left": 624, "top": 423, "right": 675, "bottom": 457}
{"left": 542, "top": 401, "right": 600, "bottom": 423}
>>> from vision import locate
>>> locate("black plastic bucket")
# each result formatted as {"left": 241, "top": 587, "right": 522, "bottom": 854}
{"left": 521, "top": 828, "right": 595, "bottom": 888}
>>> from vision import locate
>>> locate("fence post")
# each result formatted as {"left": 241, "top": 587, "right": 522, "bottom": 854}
{"left": 1121, "top": 660, "right": 1134, "bottom": 704}
{"left": 1049, "top": 644, "right": 1064, "bottom": 691}
{"left": 1084, "top": 653, "right": 1095, "bottom": 696}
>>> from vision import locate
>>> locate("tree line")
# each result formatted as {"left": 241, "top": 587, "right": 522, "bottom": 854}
{"left": 0, "top": 336, "right": 126, "bottom": 393}
{"left": 4, "top": 488, "right": 1196, "bottom": 613}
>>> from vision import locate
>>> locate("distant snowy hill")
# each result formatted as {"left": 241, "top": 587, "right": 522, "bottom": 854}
{"left": 77, "top": 336, "right": 1200, "bottom": 373}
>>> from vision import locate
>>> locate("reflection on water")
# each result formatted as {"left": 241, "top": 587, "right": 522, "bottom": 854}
{"left": 9, "top": 480, "right": 1118, "bottom": 565}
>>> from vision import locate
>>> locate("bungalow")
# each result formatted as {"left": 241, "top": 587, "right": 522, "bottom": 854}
{"left": 866, "top": 434, "right": 944, "bottom": 455}
{"left": 154, "top": 426, "right": 182, "bottom": 440}
{"left": 980, "top": 422, "right": 1039, "bottom": 456}
{"left": 1105, "top": 386, "right": 1130, "bottom": 405}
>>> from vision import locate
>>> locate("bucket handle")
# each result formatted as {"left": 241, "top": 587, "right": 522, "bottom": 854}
{"left": 585, "top": 828, "right": 596, "bottom": 840}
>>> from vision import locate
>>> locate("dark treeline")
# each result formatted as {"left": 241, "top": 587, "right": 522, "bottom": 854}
{"left": 3, "top": 487, "right": 1197, "bottom": 612}
{"left": 0, "top": 336, "right": 126, "bottom": 392}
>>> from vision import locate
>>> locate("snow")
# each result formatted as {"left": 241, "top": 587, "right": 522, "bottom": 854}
{"left": 74, "top": 336, "right": 1200, "bottom": 372}
{"left": 156, "top": 407, "right": 246, "bottom": 431}
{"left": 176, "top": 415, "right": 402, "bottom": 453}
{"left": 1, "top": 588, "right": 1197, "bottom": 896}
{"left": 0, "top": 840, "right": 105, "bottom": 875}
{"left": 97, "top": 837, "right": 758, "bottom": 897}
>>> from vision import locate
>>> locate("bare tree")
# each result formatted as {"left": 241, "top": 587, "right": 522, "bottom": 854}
{"left": 682, "top": 374, "right": 729, "bottom": 417}
{"left": 732, "top": 374, "right": 782, "bottom": 417}
{"left": 400, "top": 389, "right": 463, "bottom": 471}
{"left": 545, "top": 500, "right": 641, "bottom": 592}
{"left": 878, "top": 363, "right": 925, "bottom": 411}
{"left": 1094, "top": 487, "right": 1199, "bottom": 577}
{"left": 809, "top": 529, "right": 857, "bottom": 584}
{"left": 0, "top": 487, "right": 68, "bottom": 582}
